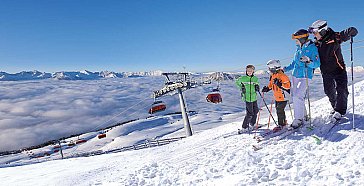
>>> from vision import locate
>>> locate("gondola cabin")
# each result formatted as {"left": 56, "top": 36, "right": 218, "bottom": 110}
{"left": 68, "top": 142, "right": 75, "bottom": 147}
{"left": 148, "top": 101, "right": 166, "bottom": 114}
{"left": 206, "top": 93, "right": 222, "bottom": 104}
{"left": 76, "top": 139, "right": 87, "bottom": 144}
{"left": 98, "top": 133, "right": 106, "bottom": 139}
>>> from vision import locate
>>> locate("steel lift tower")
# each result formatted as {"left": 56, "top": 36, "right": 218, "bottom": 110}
{"left": 152, "top": 73, "right": 194, "bottom": 136}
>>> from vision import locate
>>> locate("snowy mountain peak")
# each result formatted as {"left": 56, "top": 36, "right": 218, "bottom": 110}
{"left": 80, "top": 70, "right": 92, "bottom": 75}
{"left": 99, "top": 71, "right": 121, "bottom": 78}
{"left": 0, "top": 71, "right": 52, "bottom": 81}
{"left": 0, "top": 70, "right": 165, "bottom": 81}
{"left": 206, "top": 72, "right": 235, "bottom": 81}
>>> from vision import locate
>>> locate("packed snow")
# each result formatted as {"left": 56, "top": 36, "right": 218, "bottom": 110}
{"left": 0, "top": 70, "right": 364, "bottom": 185}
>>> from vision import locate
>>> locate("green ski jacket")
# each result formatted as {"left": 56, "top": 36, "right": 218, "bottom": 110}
{"left": 235, "top": 75, "right": 259, "bottom": 102}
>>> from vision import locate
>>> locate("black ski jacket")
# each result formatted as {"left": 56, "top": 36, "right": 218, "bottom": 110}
{"left": 314, "top": 27, "right": 358, "bottom": 75}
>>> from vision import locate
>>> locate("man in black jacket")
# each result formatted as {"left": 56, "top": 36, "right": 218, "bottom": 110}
{"left": 308, "top": 20, "right": 358, "bottom": 120}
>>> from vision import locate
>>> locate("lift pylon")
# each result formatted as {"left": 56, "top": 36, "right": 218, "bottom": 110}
{"left": 152, "top": 72, "right": 194, "bottom": 136}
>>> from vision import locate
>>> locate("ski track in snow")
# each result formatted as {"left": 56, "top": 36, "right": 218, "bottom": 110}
{"left": 1, "top": 74, "right": 364, "bottom": 185}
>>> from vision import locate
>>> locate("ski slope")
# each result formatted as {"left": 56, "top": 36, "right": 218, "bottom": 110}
{"left": 0, "top": 78, "right": 363, "bottom": 185}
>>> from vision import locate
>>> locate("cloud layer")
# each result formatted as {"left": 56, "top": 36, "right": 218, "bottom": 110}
{"left": 0, "top": 78, "right": 164, "bottom": 152}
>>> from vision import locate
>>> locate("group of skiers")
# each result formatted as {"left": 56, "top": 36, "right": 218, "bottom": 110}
{"left": 236, "top": 20, "right": 358, "bottom": 133}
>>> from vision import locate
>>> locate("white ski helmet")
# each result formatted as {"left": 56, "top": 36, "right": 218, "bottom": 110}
{"left": 267, "top": 59, "right": 281, "bottom": 73}
{"left": 308, "top": 20, "right": 328, "bottom": 35}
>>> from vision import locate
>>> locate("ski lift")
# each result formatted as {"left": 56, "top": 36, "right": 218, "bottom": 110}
{"left": 98, "top": 133, "right": 106, "bottom": 139}
{"left": 206, "top": 82, "right": 222, "bottom": 104}
{"left": 148, "top": 100, "right": 167, "bottom": 114}
{"left": 76, "top": 139, "right": 87, "bottom": 144}
{"left": 68, "top": 142, "right": 75, "bottom": 147}
{"left": 206, "top": 93, "right": 222, "bottom": 104}
{"left": 36, "top": 154, "right": 44, "bottom": 158}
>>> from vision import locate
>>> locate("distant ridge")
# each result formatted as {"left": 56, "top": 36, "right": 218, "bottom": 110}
{"left": 0, "top": 70, "right": 164, "bottom": 81}
{"left": 1, "top": 66, "right": 364, "bottom": 81}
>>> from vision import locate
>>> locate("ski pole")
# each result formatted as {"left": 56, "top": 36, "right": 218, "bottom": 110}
{"left": 286, "top": 91, "right": 294, "bottom": 120}
{"left": 254, "top": 92, "right": 265, "bottom": 137}
{"left": 305, "top": 64, "right": 312, "bottom": 127}
{"left": 287, "top": 99, "right": 293, "bottom": 120}
{"left": 267, "top": 99, "right": 274, "bottom": 129}
{"left": 257, "top": 90, "right": 278, "bottom": 126}
{"left": 351, "top": 37, "right": 355, "bottom": 130}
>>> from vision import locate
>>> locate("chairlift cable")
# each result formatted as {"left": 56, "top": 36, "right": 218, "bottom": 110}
{"left": 88, "top": 97, "right": 151, "bottom": 133}
{"left": 69, "top": 97, "right": 154, "bottom": 157}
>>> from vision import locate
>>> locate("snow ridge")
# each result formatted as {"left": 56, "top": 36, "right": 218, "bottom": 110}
{"left": 0, "top": 70, "right": 164, "bottom": 81}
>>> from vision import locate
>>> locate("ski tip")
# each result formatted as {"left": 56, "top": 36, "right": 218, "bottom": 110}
{"left": 253, "top": 136, "right": 262, "bottom": 142}
{"left": 311, "top": 135, "right": 322, "bottom": 145}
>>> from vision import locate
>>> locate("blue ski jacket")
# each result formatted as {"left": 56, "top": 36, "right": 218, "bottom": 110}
{"left": 284, "top": 40, "right": 321, "bottom": 79}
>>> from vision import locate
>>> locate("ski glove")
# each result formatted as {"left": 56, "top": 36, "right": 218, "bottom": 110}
{"left": 273, "top": 78, "right": 282, "bottom": 88}
{"left": 340, "top": 27, "right": 358, "bottom": 42}
{"left": 255, "top": 84, "right": 260, "bottom": 92}
{"left": 274, "top": 78, "right": 290, "bottom": 93}
{"left": 300, "top": 56, "right": 311, "bottom": 63}
{"left": 262, "top": 86, "right": 270, "bottom": 93}
{"left": 241, "top": 84, "right": 246, "bottom": 94}
{"left": 347, "top": 27, "right": 358, "bottom": 37}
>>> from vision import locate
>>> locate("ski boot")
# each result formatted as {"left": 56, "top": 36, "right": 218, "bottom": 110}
{"left": 291, "top": 119, "right": 303, "bottom": 129}
{"left": 331, "top": 111, "right": 343, "bottom": 123}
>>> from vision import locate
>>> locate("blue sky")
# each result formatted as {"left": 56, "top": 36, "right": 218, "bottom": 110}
{"left": 0, "top": 0, "right": 363, "bottom": 73}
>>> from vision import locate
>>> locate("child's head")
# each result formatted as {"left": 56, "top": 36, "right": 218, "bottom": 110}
{"left": 267, "top": 60, "right": 281, "bottom": 74}
{"left": 292, "top": 29, "right": 309, "bottom": 46}
{"left": 246, "top": 64, "right": 255, "bottom": 76}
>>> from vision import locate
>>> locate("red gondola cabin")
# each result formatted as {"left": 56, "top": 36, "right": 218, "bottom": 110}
{"left": 206, "top": 93, "right": 222, "bottom": 104}
{"left": 98, "top": 133, "right": 106, "bottom": 139}
{"left": 148, "top": 101, "right": 166, "bottom": 114}
{"left": 76, "top": 139, "right": 87, "bottom": 144}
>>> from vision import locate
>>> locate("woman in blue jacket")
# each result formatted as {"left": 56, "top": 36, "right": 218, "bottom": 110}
{"left": 284, "top": 29, "right": 320, "bottom": 128}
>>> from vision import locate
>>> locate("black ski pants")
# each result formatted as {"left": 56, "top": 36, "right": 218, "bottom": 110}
{"left": 242, "top": 101, "right": 259, "bottom": 129}
{"left": 276, "top": 101, "right": 287, "bottom": 126}
{"left": 322, "top": 70, "right": 349, "bottom": 115}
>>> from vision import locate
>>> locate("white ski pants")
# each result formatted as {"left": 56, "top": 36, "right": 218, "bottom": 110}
{"left": 292, "top": 76, "right": 309, "bottom": 120}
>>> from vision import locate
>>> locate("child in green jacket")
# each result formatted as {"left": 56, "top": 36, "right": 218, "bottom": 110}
{"left": 235, "top": 64, "right": 260, "bottom": 133}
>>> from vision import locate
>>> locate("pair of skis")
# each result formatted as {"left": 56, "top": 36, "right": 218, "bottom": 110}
{"left": 321, "top": 116, "right": 349, "bottom": 139}
{"left": 253, "top": 126, "right": 289, "bottom": 143}
{"left": 252, "top": 116, "right": 349, "bottom": 151}
{"left": 252, "top": 124, "right": 305, "bottom": 151}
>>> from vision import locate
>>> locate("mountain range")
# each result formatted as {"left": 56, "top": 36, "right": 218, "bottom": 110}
{"left": 1, "top": 66, "right": 364, "bottom": 81}
{"left": 0, "top": 70, "right": 164, "bottom": 81}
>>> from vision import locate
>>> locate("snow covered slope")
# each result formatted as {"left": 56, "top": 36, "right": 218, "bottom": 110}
{"left": 0, "top": 80, "right": 363, "bottom": 185}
